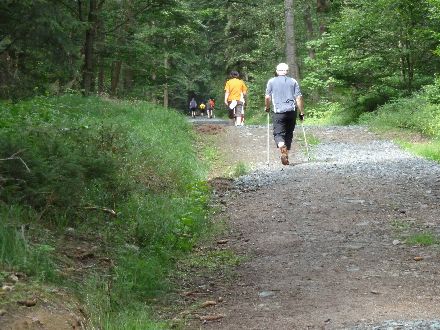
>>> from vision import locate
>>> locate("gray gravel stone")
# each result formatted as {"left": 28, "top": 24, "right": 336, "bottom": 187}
{"left": 351, "top": 319, "right": 440, "bottom": 329}
{"left": 234, "top": 125, "right": 440, "bottom": 193}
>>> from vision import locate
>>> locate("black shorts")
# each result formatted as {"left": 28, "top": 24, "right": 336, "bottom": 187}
{"left": 272, "top": 111, "right": 297, "bottom": 149}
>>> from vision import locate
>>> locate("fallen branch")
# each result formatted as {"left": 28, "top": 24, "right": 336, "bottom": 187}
{"left": 83, "top": 206, "right": 117, "bottom": 217}
{"left": 0, "top": 150, "right": 30, "bottom": 173}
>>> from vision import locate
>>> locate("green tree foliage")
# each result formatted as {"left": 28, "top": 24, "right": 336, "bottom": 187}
{"left": 0, "top": 0, "right": 325, "bottom": 111}
{"left": 304, "top": 0, "right": 440, "bottom": 112}
{"left": 427, "top": 0, "right": 440, "bottom": 55}
{"left": 0, "top": 0, "right": 84, "bottom": 99}
{"left": 3, "top": 0, "right": 440, "bottom": 118}
{"left": 0, "top": 1, "right": 217, "bottom": 108}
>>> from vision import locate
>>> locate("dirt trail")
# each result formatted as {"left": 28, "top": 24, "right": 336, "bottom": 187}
{"left": 189, "top": 122, "right": 440, "bottom": 329}
{"left": 2, "top": 120, "right": 439, "bottom": 330}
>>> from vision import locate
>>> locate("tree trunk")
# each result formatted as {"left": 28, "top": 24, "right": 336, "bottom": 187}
{"left": 163, "top": 83, "right": 169, "bottom": 108}
{"left": 284, "top": 0, "right": 300, "bottom": 79}
{"left": 304, "top": 3, "right": 315, "bottom": 59}
{"left": 317, "top": 0, "right": 330, "bottom": 35}
{"left": 0, "top": 52, "right": 11, "bottom": 98}
{"left": 123, "top": 64, "right": 133, "bottom": 92}
{"left": 110, "top": 61, "right": 122, "bottom": 96}
{"left": 147, "top": 71, "right": 157, "bottom": 104}
{"left": 81, "top": 0, "right": 98, "bottom": 96}
{"left": 163, "top": 54, "right": 169, "bottom": 108}
{"left": 98, "top": 61, "right": 105, "bottom": 94}
{"left": 405, "top": 41, "right": 414, "bottom": 93}
{"left": 316, "top": 0, "right": 329, "bottom": 13}
{"left": 96, "top": 12, "right": 105, "bottom": 95}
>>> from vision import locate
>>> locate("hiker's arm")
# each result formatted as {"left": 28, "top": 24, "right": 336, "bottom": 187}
{"left": 224, "top": 91, "right": 229, "bottom": 106}
{"left": 296, "top": 95, "right": 304, "bottom": 115}
{"left": 265, "top": 95, "right": 271, "bottom": 112}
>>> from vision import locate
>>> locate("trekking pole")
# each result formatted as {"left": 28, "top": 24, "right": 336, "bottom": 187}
{"left": 300, "top": 119, "right": 310, "bottom": 161}
{"left": 267, "top": 112, "right": 270, "bottom": 166}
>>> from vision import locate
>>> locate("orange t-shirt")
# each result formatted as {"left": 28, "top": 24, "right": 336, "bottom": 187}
{"left": 224, "top": 78, "right": 248, "bottom": 102}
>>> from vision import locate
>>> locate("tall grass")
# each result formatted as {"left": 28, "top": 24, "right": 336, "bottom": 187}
{"left": 359, "top": 80, "right": 440, "bottom": 162}
{"left": 0, "top": 95, "right": 210, "bottom": 328}
{"left": 359, "top": 98, "right": 440, "bottom": 138}
{"left": 300, "top": 100, "right": 362, "bottom": 125}
{"left": 406, "top": 232, "right": 439, "bottom": 246}
{"left": 397, "top": 140, "right": 440, "bottom": 163}
{"left": 0, "top": 206, "right": 57, "bottom": 281}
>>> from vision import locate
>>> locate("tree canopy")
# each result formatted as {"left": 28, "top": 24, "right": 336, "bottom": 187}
{"left": 2, "top": 0, "right": 440, "bottom": 114}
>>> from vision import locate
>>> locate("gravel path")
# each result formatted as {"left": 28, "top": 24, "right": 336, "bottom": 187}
{"left": 188, "top": 124, "right": 440, "bottom": 330}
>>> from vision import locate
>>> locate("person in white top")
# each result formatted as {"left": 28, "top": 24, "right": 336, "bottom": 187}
{"left": 264, "top": 63, "right": 305, "bottom": 165}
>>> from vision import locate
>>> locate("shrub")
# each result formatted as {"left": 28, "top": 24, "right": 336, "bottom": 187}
{"left": 1, "top": 95, "right": 212, "bottom": 328}
{"left": 0, "top": 206, "right": 57, "bottom": 281}
{"left": 420, "top": 77, "right": 440, "bottom": 104}
{"left": 359, "top": 97, "right": 440, "bottom": 139}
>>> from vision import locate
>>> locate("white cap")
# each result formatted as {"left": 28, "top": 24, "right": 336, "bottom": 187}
{"left": 276, "top": 63, "right": 289, "bottom": 72}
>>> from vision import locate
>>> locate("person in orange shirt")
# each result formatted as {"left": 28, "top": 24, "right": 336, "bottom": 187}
{"left": 224, "top": 71, "right": 248, "bottom": 126}
{"left": 207, "top": 98, "right": 215, "bottom": 118}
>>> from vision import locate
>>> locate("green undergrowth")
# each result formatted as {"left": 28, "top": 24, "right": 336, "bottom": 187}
{"left": 295, "top": 130, "right": 320, "bottom": 161}
{"left": 397, "top": 140, "right": 440, "bottom": 163}
{"left": 390, "top": 219, "right": 439, "bottom": 247}
{"left": 244, "top": 100, "right": 358, "bottom": 127}
{"left": 0, "top": 206, "right": 57, "bottom": 282}
{"left": 228, "top": 161, "right": 249, "bottom": 178}
{"left": 302, "top": 100, "right": 361, "bottom": 126}
{"left": 406, "top": 232, "right": 439, "bottom": 246}
{"left": 359, "top": 87, "right": 440, "bottom": 162}
{"left": 176, "top": 247, "right": 243, "bottom": 282}
{"left": 0, "top": 95, "right": 211, "bottom": 328}
{"left": 187, "top": 248, "right": 242, "bottom": 271}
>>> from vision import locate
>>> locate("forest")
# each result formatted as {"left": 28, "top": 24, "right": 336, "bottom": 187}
{"left": 1, "top": 0, "right": 440, "bottom": 328}
{"left": 2, "top": 0, "right": 440, "bottom": 118}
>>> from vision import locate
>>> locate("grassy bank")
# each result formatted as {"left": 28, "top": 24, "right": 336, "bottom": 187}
{"left": 0, "top": 95, "right": 211, "bottom": 328}
{"left": 359, "top": 83, "right": 440, "bottom": 163}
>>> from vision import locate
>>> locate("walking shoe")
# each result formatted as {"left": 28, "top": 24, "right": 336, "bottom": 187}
{"left": 280, "top": 146, "right": 289, "bottom": 165}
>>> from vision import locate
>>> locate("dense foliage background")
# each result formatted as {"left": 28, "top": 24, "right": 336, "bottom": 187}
{"left": 2, "top": 0, "right": 440, "bottom": 119}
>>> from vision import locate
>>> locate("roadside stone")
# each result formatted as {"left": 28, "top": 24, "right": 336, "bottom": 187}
{"left": 65, "top": 227, "right": 75, "bottom": 236}
{"left": 2, "top": 285, "right": 14, "bottom": 292}
{"left": 201, "top": 300, "right": 217, "bottom": 308}
{"left": 17, "top": 298, "right": 37, "bottom": 307}
{"left": 258, "top": 291, "right": 275, "bottom": 298}
{"left": 8, "top": 274, "right": 19, "bottom": 283}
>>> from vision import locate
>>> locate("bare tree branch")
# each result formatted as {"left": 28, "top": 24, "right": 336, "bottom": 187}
{"left": 103, "top": 2, "right": 154, "bottom": 36}
{"left": 0, "top": 150, "right": 31, "bottom": 172}
{"left": 57, "top": 0, "right": 78, "bottom": 16}
{"left": 83, "top": 205, "right": 117, "bottom": 217}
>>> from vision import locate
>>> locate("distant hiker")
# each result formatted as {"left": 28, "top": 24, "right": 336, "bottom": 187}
{"left": 265, "top": 63, "right": 304, "bottom": 166}
{"left": 189, "top": 97, "right": 197, "bottom": 118}
{"left": 207, "top": 98, "right": 215, "bottom": 118}
{"left": 199, "top": 101, "right": 206, "bottom": 116}
{"left": 224, "top": 71, "right": 248, "bottom": 126}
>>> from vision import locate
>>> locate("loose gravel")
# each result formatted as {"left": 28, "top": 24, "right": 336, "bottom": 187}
{"left": 235, "top": 125, "right": 440, "bottom": 194}
{"left": 204, "top": 124, "right": 440, "bottom": 329}
{"left": 352, "top": 320, "right": 440, "bottom": 329}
